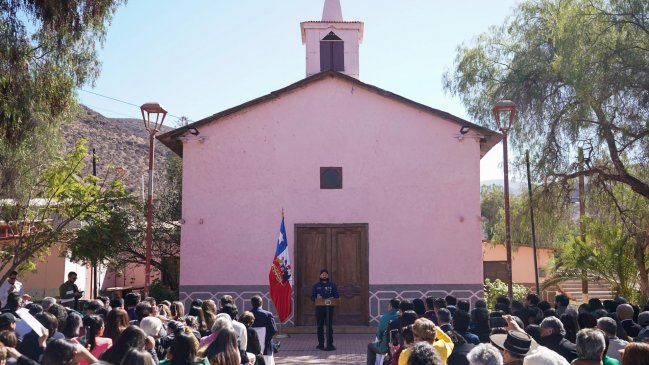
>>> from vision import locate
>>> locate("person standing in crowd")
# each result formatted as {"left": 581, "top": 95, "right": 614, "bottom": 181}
{"left": 635, "top": 311, "right": 649, "bottom": 341}
{"left": 0, "top": 271, "right": 30, "bottom": 307}
{"left": 555, "top": 295, "right": 570, "bottom": 317}
{"left": 446, "top": 295, "right": 458, "bottom": 316}
{"left": 423, "top": 297, "right": 437, "bottom": 324}
{"left": 58, "top": 272, "right": 82, "bottom": 309}
{"left": 538, "top": 316, "right": 577, "bottom": 363}
{"left": 489, "top": 330, "right": 536, "bottom": 365}
{"left": 311, "top": 269, "right": 339, "bottom": 351}
{"left": 250, "top": 295, "right": 276, "bottom": 360}
{"left": 446, "top": 330, "right": 476, "bottom": 365}
{"left": 616, "top": 304, "right": 642, "bottom": 338}
{"left": 437, "top": 308, "right": 453, "bottom": 333}
{"left": 597, "top": 317, "right": 626, "bottom": 363}
{"left": 219, "top": 304, "right": 247, "bottom": 351}
{"left": 466, "top": 343, "right": 503, "bottom": 365}
{"left": 453, "top": 310, "right": 480, "bottom": 345}
{"left": 572, "top": 328, "right": 607, "bottom": 365}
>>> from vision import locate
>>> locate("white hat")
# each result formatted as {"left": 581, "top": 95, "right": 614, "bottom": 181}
{"left": 523, "top": 346, "right": 569, "bottom": 365}
{"left": 140, "top": 316, "right": 163, "bottom": 337}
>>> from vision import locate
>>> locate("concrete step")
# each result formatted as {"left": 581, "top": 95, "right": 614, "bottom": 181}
{"left": 558, "top": 278, "right": 614, "bottom": 303}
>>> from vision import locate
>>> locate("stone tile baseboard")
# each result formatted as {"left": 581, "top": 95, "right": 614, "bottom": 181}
{"left": 180, "top": 283, "right": 483, "bottom": 326}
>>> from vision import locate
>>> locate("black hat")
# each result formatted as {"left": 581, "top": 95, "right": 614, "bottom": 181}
{"left": 490, "top": 330, "right": 538, "bottom": 356}
{"left": 0, "top": 313, "right": 16, "bottom": 328}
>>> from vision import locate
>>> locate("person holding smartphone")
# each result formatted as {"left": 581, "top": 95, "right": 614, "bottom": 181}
{"left": 366, "top": 298, "right": 400, "bottom": 365}
{"left": 59, "top": 272, "right": 83, "bottom": 309}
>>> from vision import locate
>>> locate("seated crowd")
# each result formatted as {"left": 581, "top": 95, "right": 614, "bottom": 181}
{"left": 368, "top": 294, "right": 649, "bottom": 365}
{"left": 0, "top": 291, "right": 277, "bottom": 365}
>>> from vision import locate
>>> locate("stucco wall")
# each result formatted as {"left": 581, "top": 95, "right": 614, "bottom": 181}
{"left": 483, "top": 242, "right": 554, "bottom": 284}
{"left": 180, "top": 76, "right": 483, "bottom": 288}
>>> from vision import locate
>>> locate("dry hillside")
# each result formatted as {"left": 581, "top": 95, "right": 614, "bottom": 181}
{"left": 61, "top": 106, "right": 174, "bottom": 195}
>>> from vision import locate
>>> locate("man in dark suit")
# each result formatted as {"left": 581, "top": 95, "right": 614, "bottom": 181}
{"left": 617, "top": 303, "right": 642, "bottom": 338}
{"left": 250, "top": 295, "right": 277, "bottom": 357}
{"left": 311, "top": 269, "right": 339, "bottom": 351}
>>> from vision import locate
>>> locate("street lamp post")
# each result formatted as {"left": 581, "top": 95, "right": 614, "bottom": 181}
{"left": 492, "top": 100, "right": 516, "bottom": 300}
{"left": 140, "top": 102, "right": 167, "bottom": 296}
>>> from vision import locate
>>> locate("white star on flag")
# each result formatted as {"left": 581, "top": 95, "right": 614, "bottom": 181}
{"left": 278, "top": 231, "right": 284, "bottom": 243}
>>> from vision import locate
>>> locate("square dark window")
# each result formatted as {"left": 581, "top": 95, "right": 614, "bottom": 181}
{"left": 320, "top": 167, "right": 342, "bottom": 189}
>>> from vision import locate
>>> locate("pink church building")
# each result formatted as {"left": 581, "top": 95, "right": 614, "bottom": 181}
{"left": 159, "top": 0, "right": 501, "bottom": 326}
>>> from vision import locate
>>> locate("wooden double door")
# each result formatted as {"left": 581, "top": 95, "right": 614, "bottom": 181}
{"left": 295, "top": 224, "right": 369, "bottom": 326}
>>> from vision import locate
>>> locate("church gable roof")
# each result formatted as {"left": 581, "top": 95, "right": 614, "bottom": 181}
{"left": 158, "top": 70, "right": 501, "bottom": 157}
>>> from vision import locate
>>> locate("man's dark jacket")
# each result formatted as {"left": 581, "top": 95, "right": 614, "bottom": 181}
{"left": 251, "top": 306, "right": 277, "bottom": 356}
{"left": 538, "top": 334, "right": 578, "bottom": 362}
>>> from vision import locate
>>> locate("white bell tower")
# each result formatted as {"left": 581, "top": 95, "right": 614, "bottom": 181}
{"left": 300, "top": 0, "right": 364, "bottom": 79}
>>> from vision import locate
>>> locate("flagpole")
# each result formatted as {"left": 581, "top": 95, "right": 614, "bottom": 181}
{"left": 274, "top": 207, "right": 290, "bottom": 339}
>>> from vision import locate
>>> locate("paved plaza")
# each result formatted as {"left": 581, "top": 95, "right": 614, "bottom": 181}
{"left": 274, "top": 334, "right": 372, "bottom": 365}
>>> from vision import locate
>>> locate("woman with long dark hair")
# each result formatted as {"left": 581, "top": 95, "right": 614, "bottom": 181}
{"left": 188, "top": 306, "right": 209, "bottom": 336}
{"left": 160, "top": 332, "right": 209, "bottom": 365}
{"left": 100, "top": 325, "right": 147, "bottom": 365}
{"left": 203, "top": 328, "right": 240, "bottom": 365}
{"left": 41, "top": 339, "right": 99, "bottom": 365}
{"left": 77, "top": 315, "right": 112, "bottom": 365}
{"left": 121, "top": 348, "right": 157, "bottom": 365}
{"left": 62, "top": 313, "right": 82, "bottom": 339}
{"left": 104, "top": 308, "right": 129, "bottom": 344}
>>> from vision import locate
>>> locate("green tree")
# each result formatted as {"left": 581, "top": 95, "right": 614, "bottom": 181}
{"left": 444, "top": 0, "right": 649, "bottom": 200}
{"left": 0, "top": 139, "right": 128, "bottom": 286}
{"left": 543, "top": 218, "right": 640, "bottom": 301}
{"left": 0, "top": 0, "right": 125, "bottom": 196}
{"left": 68, "top": 150, "right": 182, "bottom": 290}
{"left": 447, "top": 0, "right": 649, "bottom": 300}
{"left": 481, "top": 184, "right": 574, "bottom": 248}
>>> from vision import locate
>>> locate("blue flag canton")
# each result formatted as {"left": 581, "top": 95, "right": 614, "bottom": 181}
{"left": 273, "top": 218, "right": 291, "bottom": 284}
{"left": 275, "top": 218, "right": 288, "bottom": 255}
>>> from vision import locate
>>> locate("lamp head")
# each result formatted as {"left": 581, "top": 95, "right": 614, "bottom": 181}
{"left": 140, "top": 102, "right": 167, "bottom": 133}
{"left": 492, "top": 100, "right": 516, "bottom": 132}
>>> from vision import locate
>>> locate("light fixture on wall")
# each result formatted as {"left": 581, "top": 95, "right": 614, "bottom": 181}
{"left": 460, "top": 126, "right": 470, "bottom": 135}
{"left": 188, "top": 127, "right": 200, "bottom": 136}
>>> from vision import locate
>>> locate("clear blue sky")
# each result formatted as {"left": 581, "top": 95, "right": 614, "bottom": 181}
{"left": 78, "top": 0, "right": 524, "bottom": 182}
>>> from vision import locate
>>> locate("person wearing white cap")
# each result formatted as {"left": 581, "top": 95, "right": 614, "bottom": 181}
{"left": 523, "top": 346, "right": 569, "bottom": 365}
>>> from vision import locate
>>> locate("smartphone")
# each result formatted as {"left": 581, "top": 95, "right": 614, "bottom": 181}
{"left": 389, "top": 329, "right": 399, "bottom": 346}
{"left": 489, "top": 316, "right": 507, "bottom": 328}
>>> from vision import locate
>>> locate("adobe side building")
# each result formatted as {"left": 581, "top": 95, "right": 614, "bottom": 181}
{"left": 159, "top": 0, "right": 501, "bottom": 326}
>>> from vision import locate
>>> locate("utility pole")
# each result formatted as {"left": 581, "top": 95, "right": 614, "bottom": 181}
{"left": 578, "top": 147, "right": 588, "bottom": 302}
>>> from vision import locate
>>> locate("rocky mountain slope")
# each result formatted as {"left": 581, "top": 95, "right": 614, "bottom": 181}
{"left": 61, "top": 106, "right": 174, "bottom": 195}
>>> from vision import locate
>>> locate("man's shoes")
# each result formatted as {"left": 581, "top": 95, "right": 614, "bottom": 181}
{"left": 316, "top": 344, "right": 325, "bottom": 350}
{"left": 325, "top": 345, "right": 336, "bottom": 351}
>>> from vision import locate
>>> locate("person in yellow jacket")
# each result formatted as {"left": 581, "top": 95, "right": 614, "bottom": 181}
{"left": 398, "top": 318, "right": 454, "bottom": 365}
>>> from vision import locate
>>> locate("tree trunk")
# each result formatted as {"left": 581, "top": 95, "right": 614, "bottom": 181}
{"left": 634, "top": 234, "right": 649, "bottom": 298}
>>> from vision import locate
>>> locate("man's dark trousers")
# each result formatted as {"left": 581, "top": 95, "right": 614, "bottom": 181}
{"left": 316, "top": 306, "right": 334, "bottom": 347}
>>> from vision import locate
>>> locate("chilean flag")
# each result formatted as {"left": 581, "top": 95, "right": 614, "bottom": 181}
{"left": 269, "top": 214, "right": 292, "bottom": 322}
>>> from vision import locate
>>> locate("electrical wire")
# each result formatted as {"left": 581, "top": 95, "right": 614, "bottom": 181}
{"left": 79, "top": 89, "right": 190, "bottom": 122}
